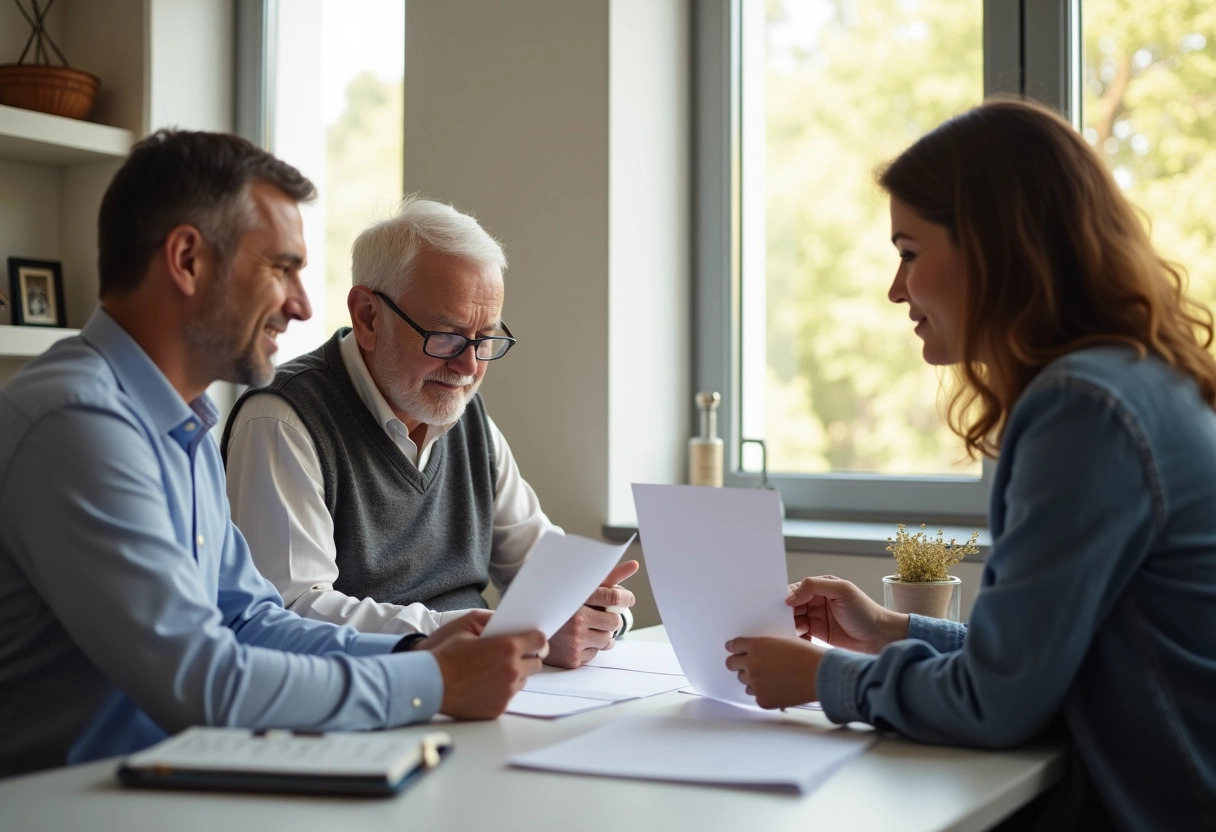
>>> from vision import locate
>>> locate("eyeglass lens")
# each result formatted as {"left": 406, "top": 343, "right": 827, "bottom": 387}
{"left": 425, "top": 333, "right": 512, "bottom": 360}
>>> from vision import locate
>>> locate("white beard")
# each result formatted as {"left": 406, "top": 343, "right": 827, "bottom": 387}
{"left": 395, "top": 371, "right": 479, "bottom": 426}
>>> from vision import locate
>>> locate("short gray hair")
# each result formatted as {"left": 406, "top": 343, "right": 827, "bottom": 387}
{"left": 351, "top": 195, "right": 507, "bottom": 294}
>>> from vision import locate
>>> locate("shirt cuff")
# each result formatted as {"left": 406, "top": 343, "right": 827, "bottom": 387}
{"left": 434, "top": 608, "right": 478, "bottom": 630}
{"left": 817, "top": 647, "right": 874, "bottom": 726}
{"left": 374, "top": 650, "right": 444, "bottom": 725}
{"left": 906, "top": 614, "right": 966, "bottom": 652}
{"left": 341, "top": 631, "right": 410, "bottom": 657}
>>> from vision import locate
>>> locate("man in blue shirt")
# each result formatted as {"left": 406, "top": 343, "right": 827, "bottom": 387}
{"left": 0, "top": 130, "right": 546, "bottom": 778}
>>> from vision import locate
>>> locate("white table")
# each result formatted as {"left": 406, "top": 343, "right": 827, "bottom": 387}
{"left": 0, "top": 628, "right": 1064, "bottom": 832}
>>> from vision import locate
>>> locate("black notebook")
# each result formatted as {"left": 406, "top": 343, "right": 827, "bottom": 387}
{"left": 117, "top": 727, "right": 452, "bottom": 797}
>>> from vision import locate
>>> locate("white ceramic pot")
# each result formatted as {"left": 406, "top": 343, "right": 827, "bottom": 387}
{"left": 882, "top": 575, "right": 961, "bottom": 621}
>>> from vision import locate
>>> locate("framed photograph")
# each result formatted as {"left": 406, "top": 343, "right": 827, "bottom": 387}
{"left": 7, "top": 258, "right": 67, "bottom": 328}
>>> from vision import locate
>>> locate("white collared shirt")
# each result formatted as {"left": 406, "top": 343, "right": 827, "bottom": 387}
{"left": 225, "top": 331, "right": 561, "bottom": 634}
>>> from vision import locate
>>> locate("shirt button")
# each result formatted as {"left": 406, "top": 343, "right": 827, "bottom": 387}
{"left": 184, "top": 421, "right": 197, "bottom": 432}
{"left": 196, "top": 535, "right": 204, "bottom": 546}
{"left": 412, "top": 698, "right": 422, "bottom": 708}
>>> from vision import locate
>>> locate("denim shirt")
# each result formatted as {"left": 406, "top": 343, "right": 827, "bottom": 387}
{"left": 818, "top": 346, "right": 1216, "bottom": 830}
{"left": 0, "top": 311, "right": 442, "bottom": 777}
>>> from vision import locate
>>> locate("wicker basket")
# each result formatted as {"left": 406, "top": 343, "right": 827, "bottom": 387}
{"left": 0, "top": 64, "right": 99, "bottom": 120}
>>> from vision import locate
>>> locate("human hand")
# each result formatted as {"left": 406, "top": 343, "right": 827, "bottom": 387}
{"left": 724, "top": 636, "right": 825, "bottom": 710}
{"left": 546, "top": 559, "right": 639, "bottom": 668}
{"left": 416, "top": 609, "right": 493, "bottom": 651}
{"left": 788, "top": 575, "right": 908, "bottom": 654}
{"left": 429, "top": 628, "right": 546, "bottom": 719}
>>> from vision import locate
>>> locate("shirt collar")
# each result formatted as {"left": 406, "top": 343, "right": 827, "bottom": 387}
{"left": 81, "top": 309, "right": 217, "bottom": 444}
{"left": 338, "top": 328, "right": 457, "bottom": 451}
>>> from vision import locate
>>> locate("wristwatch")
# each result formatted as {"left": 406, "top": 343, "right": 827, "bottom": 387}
{"left": 392, "top": 633, "right": 429, "bottom": 653}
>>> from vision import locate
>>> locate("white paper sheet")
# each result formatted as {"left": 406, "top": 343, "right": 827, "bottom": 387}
{"left": 506, "top": 690, "right": 620, "bottom": 718}
{"left": 584, "top": 640, "right": 684, "bottom": 676}
{"left": 482, "top": 531, "right": 636, "bottom": 639}
{"left": 523, "top": 665, "right": 689, "bottom": 701}
{"left": 678, "top": 687, "right": 824, "bottom": 711}
{"left": 509, "top": 707, "right": 875, "bottom": 793}
{"left": 631, "top": 484, "right": 796, "bottom": 707}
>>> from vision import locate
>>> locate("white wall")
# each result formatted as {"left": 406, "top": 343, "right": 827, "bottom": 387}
{"left": 145, "top": 0, "right": 234, "bottom": 134}
{"left": 404, "top": 0, "right": 690, "bottom": 543}
{"left": 61, "top": 0, "right": 145, "bottom": 133}
{"left": 607, "top": 0, "right": 690, "bottom": 525}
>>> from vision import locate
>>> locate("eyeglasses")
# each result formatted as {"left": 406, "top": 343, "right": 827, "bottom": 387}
{"left": 374, "top": 291, "right": 516, "bottom": 361}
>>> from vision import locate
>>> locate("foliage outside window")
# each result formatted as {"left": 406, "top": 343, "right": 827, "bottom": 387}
{"left": 745, "top": 0, "right": 983, "bottom": 479}
{"left": 263, "top": 0, "right": 404, "bottom": 363}
{"left": 718, "top": 0, "right": 1215, "bottom": 521}
{"left": 1081, "top": 1, "right": 1216, "bottom": 329}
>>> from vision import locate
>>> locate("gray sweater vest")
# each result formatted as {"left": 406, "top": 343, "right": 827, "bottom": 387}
{"left": 221, "top": 330, "right": 497, "bottom": 612}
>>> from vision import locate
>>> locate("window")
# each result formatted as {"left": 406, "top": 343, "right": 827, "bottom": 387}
{"left": 237, "top": 0, "right": 405, "bottom": 363}
{"left": 1081, "top": 1, "right": 1216, "bottom": 330}
{"left": 695, "top": 0, "right": 1214, "bottom": 523}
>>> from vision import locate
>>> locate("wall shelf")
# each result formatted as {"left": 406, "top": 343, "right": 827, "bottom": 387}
{"left": 0, "top": 104, "right": 133, "bottom": 166}
{"left": 0, "top": 324, "right": 79, "bottom": 357}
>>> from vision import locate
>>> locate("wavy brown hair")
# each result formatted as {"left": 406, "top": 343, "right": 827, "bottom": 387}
{"left": 878, "top": 97, "right": 1216, "bottom": 458}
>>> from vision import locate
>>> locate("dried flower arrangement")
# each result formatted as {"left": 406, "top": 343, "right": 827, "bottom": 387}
{"left": 886, "top": 523, "right": 980, "bottom": 583}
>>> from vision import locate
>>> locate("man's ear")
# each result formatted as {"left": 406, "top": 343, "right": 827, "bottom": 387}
{"left": 348, "top": 286, "right": 380, "bottom": 351}
{"left": 162, "top": 225, "right": 209, "bottom": 297}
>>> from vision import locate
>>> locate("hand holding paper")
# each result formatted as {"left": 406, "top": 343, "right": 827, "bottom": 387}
{"left": 546, "top": 559, "right": 638, "bottom": 667}
{"left": 481, "top": 531, "right": 637, "bottom": 657}
{"left": 725, "top": 635, "right": 825, "bottom": 710}
{"left": 631, "top": 484, "right": 796, "bottom": 707}
{"left": 430, "top": 626, "right": 547, "bottom": 719}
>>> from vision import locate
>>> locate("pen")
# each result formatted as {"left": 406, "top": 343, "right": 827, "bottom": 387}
{"left": 420, "top": 731, "right": 452, "bottom": 769}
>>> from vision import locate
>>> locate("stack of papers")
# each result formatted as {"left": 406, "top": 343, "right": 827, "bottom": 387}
{"left": 585, "top": 640, "right": 684, "bottom": 676}
{"left": 510, "top": 699, "right": 874, "bottom": 794}
{"left": 506, "top": 641, "right": 688, "bottom": 718}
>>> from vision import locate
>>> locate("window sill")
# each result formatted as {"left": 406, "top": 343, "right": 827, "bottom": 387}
{"left": 603, "top": 517, "right": 991, "bottom": 560}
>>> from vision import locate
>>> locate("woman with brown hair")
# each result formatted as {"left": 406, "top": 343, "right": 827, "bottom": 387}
{"left": 726, "top": 98, "right": 1216, "bottom": 830}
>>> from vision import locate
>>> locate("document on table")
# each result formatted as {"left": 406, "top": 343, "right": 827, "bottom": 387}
{"left": 522, "top": 665, "right": 688, "bottom": 701}
{"left": 679, "top": 687, "right": 823, "bottom": 711}
{"left": 509, "top": 699, "right": 874, "bottom": 794}
{"left": 584, "top": 640, "right": 684, "bottom": 676}
{"left": 482, "top": 531, "right": 636, "bottom": 639}
{"left": 631, "top": 484, "right": 796, "bottom": 707}
{"left": 507, "top": 691, "right": 620, "bottom": 719}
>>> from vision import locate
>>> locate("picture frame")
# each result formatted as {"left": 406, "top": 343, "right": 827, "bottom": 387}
{"left": 7, "top": 258, "right": 67, "bottom": 328}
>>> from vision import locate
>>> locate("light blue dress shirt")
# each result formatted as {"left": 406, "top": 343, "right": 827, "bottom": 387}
{"left": 0, "top": 311, "right": 443, "bottom": 777}
{"left": 818, "top": 346, "right": 1216, "bottom": 830}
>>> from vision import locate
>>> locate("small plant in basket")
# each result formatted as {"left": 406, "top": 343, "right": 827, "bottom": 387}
{"left": 0, "top": 0, "right": 101, "bottom": 120}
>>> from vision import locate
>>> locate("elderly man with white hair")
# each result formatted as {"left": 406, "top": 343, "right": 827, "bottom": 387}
{"left": 222, "top": 197, "right": 635, "bottom": 668}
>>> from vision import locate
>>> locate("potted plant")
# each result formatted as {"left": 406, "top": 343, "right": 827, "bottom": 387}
{"left": 883, "top": 523, "right": 980, "bottom": 621}
{"left": 0, "top": 0, "right": 100, "bottom": 121}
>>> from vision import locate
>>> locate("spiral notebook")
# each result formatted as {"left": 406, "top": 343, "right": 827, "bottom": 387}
{"left": 118, "top": 727, "right": 451, "bottom": 796}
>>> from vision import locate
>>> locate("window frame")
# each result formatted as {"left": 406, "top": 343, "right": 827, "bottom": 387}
{"left": 692, "top": 0, "right": 1078, "bottom": 525}
{"left": 235, "top": 0, "right": 276, "bottom": 147}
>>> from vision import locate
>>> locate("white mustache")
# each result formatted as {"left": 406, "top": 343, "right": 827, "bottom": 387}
{"left": 426, "top": 373, "right": 475, "bottom": 387}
